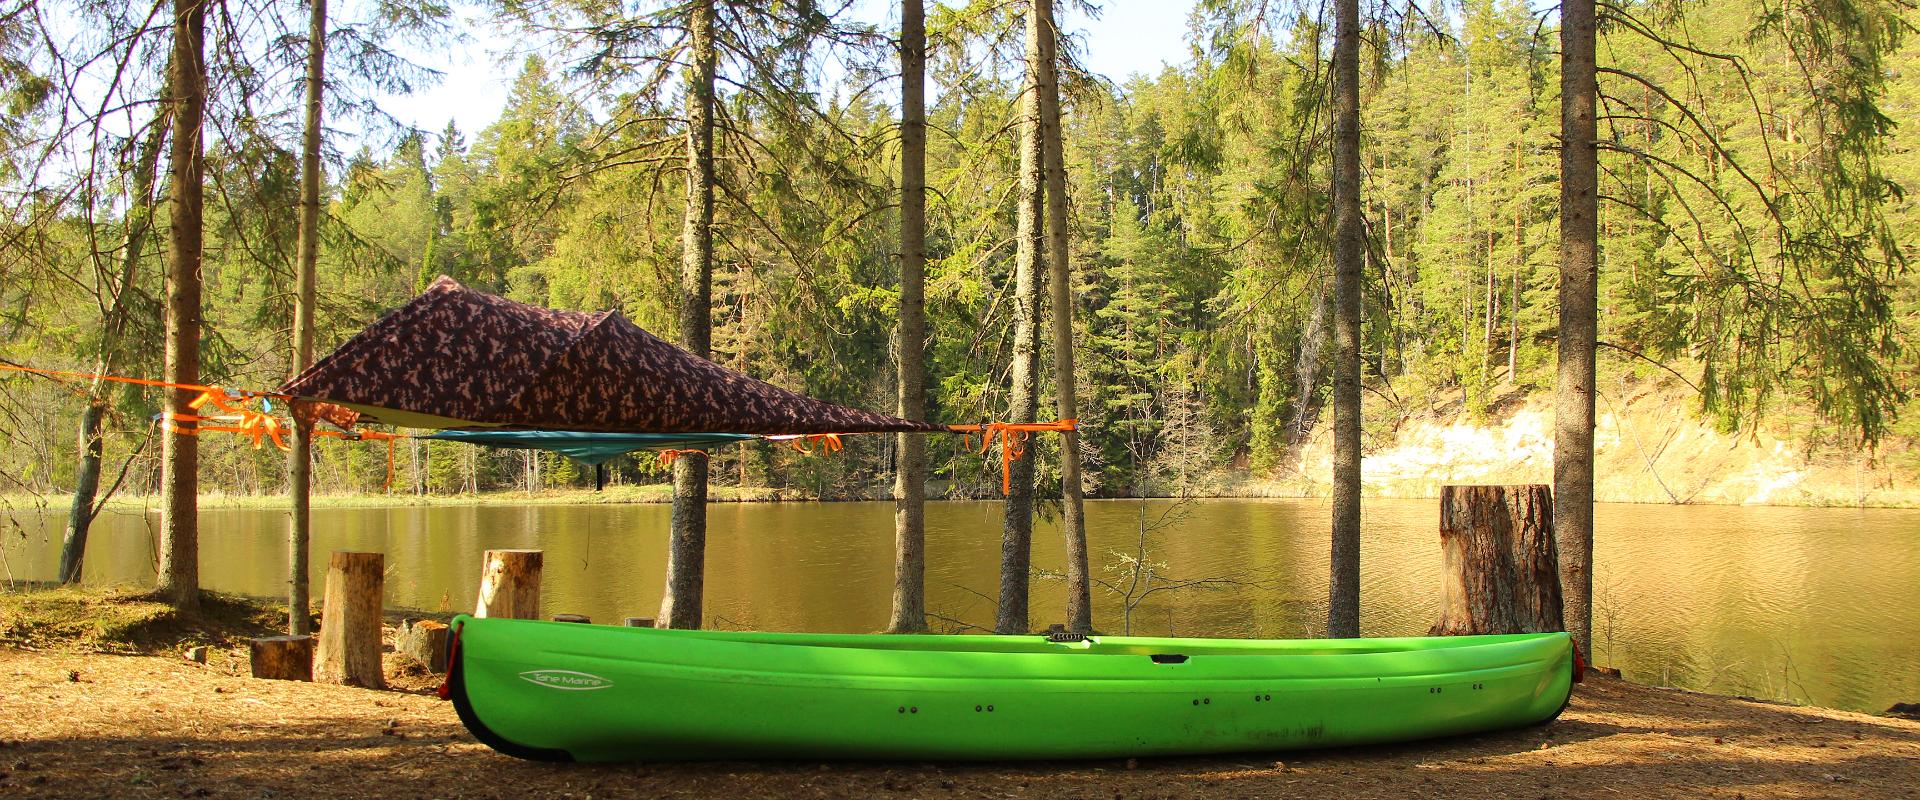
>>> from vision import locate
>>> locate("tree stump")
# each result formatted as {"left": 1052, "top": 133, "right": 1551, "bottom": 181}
{"left": 397, "top": 620, "right": 449, "bottom": 673}
{"left": 474, "top": 549, "right": 542, "bottom": 619}
{"left": 249, "top": 635, "right": 313, "bottom": 681}
{"left": 314, "top": 551, "right": 385, "bottom": 688}
{"left": 1431, "top": 485, "right": 1565, "bottom": 636}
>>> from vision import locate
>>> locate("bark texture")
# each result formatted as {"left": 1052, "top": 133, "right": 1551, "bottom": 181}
{"left": 248, "top": 635, "right": 314, "bottom": 682}
{"left": 314, "top": 551, "right": 384, "bottom": 688}
{"left": 59, "top": 93, "right": 170, "bottom": 585}
{"left": 889, "top": 0, "right": 930, "bottom": 634}
{"left": 474, "top": 549, "right": 543, "bottom": 620}
{"left": 1556, "top": 0, "right": 1599, "bottom": 661}
{"left": 1034, "top": 0, "right": 1091, "bottom": 635}
{"left": 287, "top": 0, "right": 326, "bottom": 636}
{"left": 158, "top": 0, "right": 208, "bottom": 610}
{"left": 1431, "top": 485, "right": 1565, "bottom": 635}
{"left": 1327, "top": 0, "right": 1365, "bottom": 639}
{"left": 660, "top": 0, "right": 717, "bottom": 631}
{"left": 995, "top": 1, "right": 1047, "bottom": 636}
{"left": 396, "top": 621, "right": 448, "bottom": 673}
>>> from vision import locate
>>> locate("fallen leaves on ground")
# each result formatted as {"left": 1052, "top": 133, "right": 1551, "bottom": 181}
{"left": 2, "top": 649, "right": 1917, "bottom": 799}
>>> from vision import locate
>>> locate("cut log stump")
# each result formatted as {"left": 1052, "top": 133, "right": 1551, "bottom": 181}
{"left": 315, "top": 551, "right": 386, "bottom": 688}
{"left": 474, "top": 549, "right": 542, "bottom": 619}
{"left": 397, "top": 620, "right": 449, "bottom": 673}
{"left": 1431, "top": 485, "right": 1564, "bottom": 636}
{"left": 249, "top": 635, "right": 314, "bottom": 681}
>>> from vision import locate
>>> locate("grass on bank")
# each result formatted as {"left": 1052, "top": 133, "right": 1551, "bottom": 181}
{"left": 0, "top": 586, "right": 285, "bottom": 654}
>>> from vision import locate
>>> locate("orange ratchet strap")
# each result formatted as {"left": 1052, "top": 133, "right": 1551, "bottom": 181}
{"left": 163, "top": 388, "right": 290, "bottom": 451}
{"left": 768, "top": 433, "right": 845, "bottom": 454}
{"left": 948, "top": 420, "right": 1077, "bottom": 494}
{"left": 312, "top": 428, "right": 408, "bottom": 490}
{"left": 657, "top": 448, "right": 709, "bottom": 468}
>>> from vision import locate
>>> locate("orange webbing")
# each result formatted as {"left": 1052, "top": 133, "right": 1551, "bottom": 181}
{"left": 947, "top": 420, "right": 1077, "bottom": 494}
{"left": 311, "top": 428, "right": 409, "bottom": 490}
{"left": 162, "top": 389, "right": 290, "bottom": 451}
{"left": 770, "top": 433, "right": 844, "bottom": 454}
{"left": 3, "top": 362, "right": 298, "bottom": 451}
{"left": 657, "top": 448, "right": 710, "bottom": 468}
{"left": 0, "top": 361, "right": 287, "bottom": 399}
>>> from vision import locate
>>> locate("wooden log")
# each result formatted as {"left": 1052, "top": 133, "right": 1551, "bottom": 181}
{"left": 474, "top": 549, "right": 542, "bottom": 620}
{"left": 624, "top": 617, "right": 655, "bottom": 628}
{"left": 1431, "top": 485, "right": 1565, "bottom": 636}
{"left": 249, "top": 635, "right": 313, "bottom": 681}
{"left": 314, "top": 551, "right": 385, "bottom": 688}
{"left": 551, "top": 613, "right": 590, "bottom": 624}
{"left": 397, "top": 620, "right": 449, "bottom": 673}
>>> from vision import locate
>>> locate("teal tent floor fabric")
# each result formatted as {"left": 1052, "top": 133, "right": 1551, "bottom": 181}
{"left": 422, "top": 430, "right": 755, "bottom": 465}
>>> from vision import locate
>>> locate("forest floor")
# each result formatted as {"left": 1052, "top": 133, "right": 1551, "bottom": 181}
{"left": 3, "top": 590, "right": 1918, "bottom": 799}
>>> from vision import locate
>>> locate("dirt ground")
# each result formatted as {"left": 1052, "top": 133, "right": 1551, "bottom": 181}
{"left": 0, "top": 648, "right": 1915, "bottom": 800}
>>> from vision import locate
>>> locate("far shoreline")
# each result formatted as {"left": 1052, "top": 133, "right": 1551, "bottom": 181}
{"left": 4, "top": 483, "right": 1918, "bottom": 513}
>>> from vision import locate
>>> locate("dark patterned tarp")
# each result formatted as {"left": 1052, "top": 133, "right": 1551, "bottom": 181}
{"left": 279, "top": 276, "right": 945, "bottom": 435}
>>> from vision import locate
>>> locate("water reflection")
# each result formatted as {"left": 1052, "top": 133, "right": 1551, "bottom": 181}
{"left": 3, "top": 498, "right": 1915, "bottom": 713}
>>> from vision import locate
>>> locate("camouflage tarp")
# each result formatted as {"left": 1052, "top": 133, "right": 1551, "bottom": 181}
{"left": 279, "top": 276, "right": 945, "bottom": 435}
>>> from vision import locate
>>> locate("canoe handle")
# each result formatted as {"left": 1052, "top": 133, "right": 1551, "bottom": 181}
{"left": 1150, "top": 654, "right": 1190, "bottom": 665}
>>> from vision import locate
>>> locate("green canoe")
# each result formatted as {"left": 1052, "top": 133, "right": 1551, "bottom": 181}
{"left": 443, "top": 615, "right": 1577, "bottom": 762}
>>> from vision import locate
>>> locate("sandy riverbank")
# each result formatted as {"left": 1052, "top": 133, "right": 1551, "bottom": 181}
{"left": 3, "top": 589, "right": 1917, "bottom": 798}
{"left": 2, "top": 650, "right": 1917, "bottom": 798}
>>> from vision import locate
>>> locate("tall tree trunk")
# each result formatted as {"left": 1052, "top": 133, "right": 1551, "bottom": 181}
{"left": 1555, "top": 0, "right": 1599, "bottom": 662}
{"left": 286, "top": 0, "right": 325, "bottom": 636}
{"left": 1034, "top": 0, "right": 1090, "bottom": 635}
{"left": 1510, "top": 145, "right": 1523, "bottom": 380}
{"left": 660, "top": 0, "right": 716, "bottom": 631}
{"left": 59, "top": 93, "right": 171, "bottom": 584}
{"left": 995, "top": 0, "right": 1046, "bottom": 636}
{"left": 1327, "top": 0, "right": 1364, "bottom": 639}
{"left": 1289, "top": 288, "right": 1329, "bottom": 445}
{"left": 157, "top": 0, "right": 207, "bottom": 610}
{"left": 60, "top": 402, "right": 108, "bottom": 584}
{"left": 889, "top": 0, "right": 930, "bottom": 634}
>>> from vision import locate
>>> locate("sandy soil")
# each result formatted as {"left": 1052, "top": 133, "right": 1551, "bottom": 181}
{"left": 1, "top": 649, "right": 1916, "bottom": 799}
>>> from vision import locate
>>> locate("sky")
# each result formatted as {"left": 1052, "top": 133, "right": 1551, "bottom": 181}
{"left": 375, "top": 1, "right": 1201, "bottom": 142}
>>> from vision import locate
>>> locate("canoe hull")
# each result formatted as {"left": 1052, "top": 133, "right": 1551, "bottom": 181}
{"left": 445, "top": 616, "right": 1575, "bottom": 762}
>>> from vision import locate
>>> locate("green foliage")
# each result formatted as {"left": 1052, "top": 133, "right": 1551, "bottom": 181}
{"left": 0, "top": 0, "right": 1913, "bottom": 499}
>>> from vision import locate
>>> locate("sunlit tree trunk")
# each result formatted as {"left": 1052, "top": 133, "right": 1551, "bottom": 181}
{"left": 1555, "top": 0, "right": 1598, "bottom": 662}
{"left": 59, "top": 88, "right": 171, "bottom": 585}
{"left": 1327, "top": 0, "right": 1364, "bottom": 639}
{"left": 286, "top": 0, "right": 325, "bottom": 636}
{"left": 995, "top": 0, "right": 1046, "bottom": 636}
{"left": 158, "top": 0, "right": 208, "bottom": 610}
{"left": 660, "top": 0, "right": 716, "bottom": 631}
{"left": 1035, "top": 0, "right": 1090, "bottom": 634}
{"left": 888, "top": 0, "right": 930, "bottom": 634}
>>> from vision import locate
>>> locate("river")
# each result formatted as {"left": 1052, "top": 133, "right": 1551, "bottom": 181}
{"left": 3, "top": 497, "right": 1915, "bottom": 714}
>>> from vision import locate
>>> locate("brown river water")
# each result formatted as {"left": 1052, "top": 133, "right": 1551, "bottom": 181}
{"left": 3, "top": 498, "right": 1915, "bottom": 714}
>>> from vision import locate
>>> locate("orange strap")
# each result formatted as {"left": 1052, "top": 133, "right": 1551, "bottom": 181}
{"left": 311, "top": 428, "right": 408, "bottom": 490}
{"left": 657, "top": 448, "right": 710, "bottom": 468}
{"left": 947, "top": 420, "right": 1077, "bottom": 494}
{"left": 769, "top": 433, "right": 845, "bottom": 454}
{"left": 0, "top": 361, "right": 287, "bottom": 399}
{"left": 359, "top": 431, "right": 404, "bottom": 490}
{"left": 161, "top": 389, "right": 291, "bottom": 451}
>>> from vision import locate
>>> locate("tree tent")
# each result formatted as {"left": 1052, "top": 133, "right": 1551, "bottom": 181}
{"left": 278, "top": 276, "right": 945, "bottom": 438}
